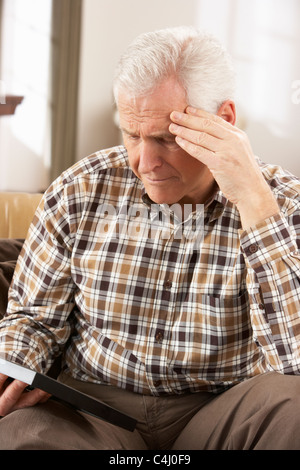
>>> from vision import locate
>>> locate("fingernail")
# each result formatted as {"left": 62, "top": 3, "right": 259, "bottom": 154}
{"left": 169, "top": 123, "right": 178, "bottom": 132}
{"left": 170, "top": 111, "right": 182, "bottom": 120}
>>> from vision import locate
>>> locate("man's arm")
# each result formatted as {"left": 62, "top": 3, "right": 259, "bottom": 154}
{"left": 169, "top": 106, "right": 300, "bottom": 373}
{"left": 0, "top": 178, "right": 76, "bottom": 412}
{"left": 239, "top": 211, "right": 300, "bottom": 373}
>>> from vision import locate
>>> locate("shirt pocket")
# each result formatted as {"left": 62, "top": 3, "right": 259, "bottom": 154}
{"left": 177, "top": 291, "right": 252, "bottom": 359}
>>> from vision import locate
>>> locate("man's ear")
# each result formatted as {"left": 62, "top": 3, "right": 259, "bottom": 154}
{"left": 217, "top": 100, "right": 236, "bottom": 126}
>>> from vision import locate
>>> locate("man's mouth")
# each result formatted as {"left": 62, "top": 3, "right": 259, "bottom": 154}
{"left": 143, "top": 175, "right": 175, "bottom": 184}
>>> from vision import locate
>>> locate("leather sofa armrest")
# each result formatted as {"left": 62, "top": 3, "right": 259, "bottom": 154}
{"left": 0, "top": 192, "right": 43, "bottom": 239}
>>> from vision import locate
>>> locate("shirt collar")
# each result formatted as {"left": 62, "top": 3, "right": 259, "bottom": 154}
{"left": 207, "top": 189, "right": 228, "bottom": 222}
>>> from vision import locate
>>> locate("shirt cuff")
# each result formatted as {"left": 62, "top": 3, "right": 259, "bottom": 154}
{"left": 239, "top": 213, "right": 298, "bottom": 270}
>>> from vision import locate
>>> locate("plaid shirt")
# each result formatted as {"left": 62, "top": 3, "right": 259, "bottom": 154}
{"left": 1, "top": 145, "right": 300, "bottom": 395}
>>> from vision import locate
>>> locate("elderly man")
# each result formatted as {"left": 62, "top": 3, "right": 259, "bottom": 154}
{"left": 0, "top": 26, "right": 300, "bottom": 450}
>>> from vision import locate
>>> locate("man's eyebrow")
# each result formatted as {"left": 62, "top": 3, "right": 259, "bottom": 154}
{"left": 120, "top": 127, "right": 137, "bottom": 136}
{"left": 121, "top": 127, "right": 175, "bottom": 140}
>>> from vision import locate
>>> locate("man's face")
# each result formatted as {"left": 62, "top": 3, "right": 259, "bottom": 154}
{"left": 118, "top": 77, "right": 215, "bottom": 207}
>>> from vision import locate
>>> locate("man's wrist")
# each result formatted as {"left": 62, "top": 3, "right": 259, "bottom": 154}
{"left": 237, "top": 189, "right": 279, "bottom": 230}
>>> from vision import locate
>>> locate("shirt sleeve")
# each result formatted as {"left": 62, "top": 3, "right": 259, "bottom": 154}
{"left": 0, "top": 177, "right": 76, "bottom": 373}
{"left": 240, "top": 210, "right": 300, "bottom": 374}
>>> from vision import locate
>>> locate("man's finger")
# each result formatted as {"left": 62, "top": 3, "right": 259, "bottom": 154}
{"left": 170, "top": 109, "right": 232, "bottom": 139}
{"left": 186, "top": 106, "right": 235, "bottom": 130}
{"left": 0, "top": 379, "right": 28, "bottom": 416}
{"left": 13, "top": 387, "right": 51, "bottom": 411}
{"left": 0, "top": 379, "right": 51, "bottom": 416}
{"left": 174, "top": 136, "right": 216, "bottom": 168}
{"left": 0, "top": 373, "right": 8, "bottom": 387}
{"left": 169, "top": 123, "right": 221, "bottom": 152}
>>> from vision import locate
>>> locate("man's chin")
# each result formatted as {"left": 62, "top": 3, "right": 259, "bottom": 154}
{"left": 145, "top": 189, "right": 180, "bottom": 206}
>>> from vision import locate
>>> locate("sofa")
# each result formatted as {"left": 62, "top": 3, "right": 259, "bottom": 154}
{"left": 0, "top": 192, "right": 42, "bottom": 319}
{"left": 0, "top": 192, "right": 42, "bottom": 239}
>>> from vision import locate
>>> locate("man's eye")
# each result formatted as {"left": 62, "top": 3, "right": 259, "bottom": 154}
{"left": 159, "top": 138, "right": 178, "bottom": 148}
{"left": 167, "top": 139, "right": 178, "bottom": 147}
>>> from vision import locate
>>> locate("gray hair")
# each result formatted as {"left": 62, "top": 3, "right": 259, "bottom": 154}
{"left": 113, "top": 26, "right": 236, "bottom": 114}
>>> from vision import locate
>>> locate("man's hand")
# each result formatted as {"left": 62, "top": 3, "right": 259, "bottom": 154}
{"left": 0, "top": 373, "right": 50, "bottom": 416}
{"left": 169, "top": 106, "right": 279, "bottom": 229}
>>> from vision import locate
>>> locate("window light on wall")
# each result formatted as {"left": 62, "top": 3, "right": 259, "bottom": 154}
{"left": 1, "top": 0, "right": 52, "bottom": 160}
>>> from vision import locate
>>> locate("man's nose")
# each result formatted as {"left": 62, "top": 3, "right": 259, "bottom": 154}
{"left": 138, "top": 140, "right": 163, "bottom": 173}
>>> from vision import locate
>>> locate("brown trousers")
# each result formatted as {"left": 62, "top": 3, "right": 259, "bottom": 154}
{"left": 0, "top": 371, "right": 300, "bottom": 450}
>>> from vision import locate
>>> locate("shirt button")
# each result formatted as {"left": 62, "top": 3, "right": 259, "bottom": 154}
{"left": 164, "top": 280, "right": 172, "bottom": 290}
{"left": 153, "top": 380, "right": 161, "bottom": 387}
{"left": 155, "top": 331, "right": 164, "bottom": 343}
{"left": 248, "top": 244, "right": 259, "bottom": 254}
{"left": 258, "top": 303, "right": 265, "bottom": 310}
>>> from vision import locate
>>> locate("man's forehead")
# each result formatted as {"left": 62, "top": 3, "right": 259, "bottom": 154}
{"left": 118, "top": 95, "right": 174, "bottom": 118}
{"left": 117, "top": 78, "right": 188, "bottom": 118}
{"left": 118, "top": 102, "right": 174, "bottom": 135}
{"left": 118, "top": 109, "right": 173, "bottom": 130}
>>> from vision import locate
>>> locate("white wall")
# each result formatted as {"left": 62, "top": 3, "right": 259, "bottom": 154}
{"left": 76, "top": 0, "right": 199, "bottom": 161}
{"left": 196, "top": 0, "right": 300, "bottom": 176}
{"left": 0, "top": 118, "right": 49, "bottom": 192}
{"left": 0, "top": 0, "right": 52, "bottom": 192}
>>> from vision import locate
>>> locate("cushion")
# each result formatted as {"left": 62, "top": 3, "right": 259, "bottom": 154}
{"left": 0, "top": 239, "right": 24, "bottom": 319}
{"left": 0, "top": 238, "right": 24, "bottom": 263}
